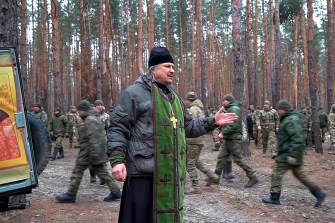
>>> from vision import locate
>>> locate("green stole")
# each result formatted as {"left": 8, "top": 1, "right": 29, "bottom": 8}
{"left": 152, "top": 84, "right": 186, "bottom": 223}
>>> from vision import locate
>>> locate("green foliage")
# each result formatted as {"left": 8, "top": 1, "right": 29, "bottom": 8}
{"left": 279, "top": 0, "right": 303, "bottom": 23}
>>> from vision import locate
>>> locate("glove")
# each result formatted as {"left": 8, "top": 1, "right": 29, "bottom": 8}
{"left": 258, "top": 126, "right": 261, "bottom": 130}
{"left": 287, "top": 156, "right": 298, "bottom": 165}
{"left": 214, "top": 142, "right": 220, "bottom": 149}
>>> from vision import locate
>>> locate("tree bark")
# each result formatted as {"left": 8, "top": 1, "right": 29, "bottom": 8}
{"left": 326, "top": 0, "right": 334, "bottom": 111}
{"left": 307, "top": 0, "right": 322, "bottom": 154}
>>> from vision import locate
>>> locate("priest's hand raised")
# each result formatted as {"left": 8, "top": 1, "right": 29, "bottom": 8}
{"left": 214, "top": 107, "right": 238, "bottom": 126}
{"left": 112, "top": 163, "right": 127, "bottom": 182}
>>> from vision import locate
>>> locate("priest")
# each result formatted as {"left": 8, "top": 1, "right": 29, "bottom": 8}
{"left": 107, "top": 46, "right": 238, "bottom": 223}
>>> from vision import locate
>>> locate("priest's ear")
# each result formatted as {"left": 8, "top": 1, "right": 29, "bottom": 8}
{"left": 149, "top": 65, "right": 156, "bottom": 74}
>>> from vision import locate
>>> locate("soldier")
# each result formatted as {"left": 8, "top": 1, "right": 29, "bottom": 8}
{"left": 300, "top": 106, "right": 312, "bottom": 148}
{"left": 31, "top": 103, "right": 48, "bottom": 126}
{"left": 262, "top": 100, "right": 326, "bottom": 207}
{"left": 318, "top": 107, "right": 328, "bottom": 143}
{"left": 49, "top": 107, "right": 68, "bottom": 160}
{"left": 184, "top": 92, "right": 218, "bottom": 194}
{"left": 256, "top": 100, "right": 279, "bottom": 157}
{"left": 89, "top": 99, "right": 110, "bottom": 184}
{"left": 213, "top": 94, "right": 258, "bottom": 188}
{"left": 56, "top": 100, "right": 121, "bottom": 203}
{"left": 246, "top": 108, "right": 254, "bottom": 142}
{"left": 66, "top": 106, "right": 82, "bottom": 148}
{"left": 252, "top": 106, "right": 262, "bottom": 149}
{"left": 328, "top": 104, "right": 335, "bottom": 150}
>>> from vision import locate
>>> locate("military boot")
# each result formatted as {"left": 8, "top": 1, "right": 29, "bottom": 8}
{"left": 50, "top": 146, "right": 60, "bottom": 160}
{"left": 245, "top": 174, "right": 259, "bottom": 188}
{"left": 103, "top": 190, "right": 122, "bottom": 202}
{"left": 205, "top": 172, "right": 219, "bottom": 186}
{"left": 262, "top": 192, "right": 281, "bottom": 205}
{"left": 186, "top": 180, "right": 202, "bottom": 194}
{"left": 55, "top": 193, "right": 76, "bottom": 203}
{"left": 223, "top": 160, "right": 235, "bottom": 180}
{"left": 57, "top": 147, "right": 64, "bottom": 159}
{"left": 310, "top": 186, "right": 327, "bottom": 207}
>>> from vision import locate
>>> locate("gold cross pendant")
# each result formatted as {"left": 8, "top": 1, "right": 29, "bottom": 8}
{"left": 170, "top": 115, "right": 177, "bottom": 129}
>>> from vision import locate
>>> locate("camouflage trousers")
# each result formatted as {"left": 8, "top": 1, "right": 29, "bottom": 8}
{"left": 55, "top": 136, "right": 63, "bottom": 148}
{"left": 303, "top": 130, "right": 312, "bottom": 147}
{"left": 186, "top": 144, "right": 214, "bottom": 186}
{"left": 330, "top": 127, "right": 335, "bottom": 145}
{"left": 214, "top": 139, "right": 254, "bottom": 178}
{"left": 270, "top": 162, "right": 316, "bottom": 193}
{"left": 261, "top": 128, "right": 277, "bottom": 156}
{"left": 68, "top": 127, "right": 78, "bottom": 144}
{"left": 253, "top": 129, "right": 262, "bottom": 149}
{"left": 68, "top": 163, "right": 120, "bottom": 195}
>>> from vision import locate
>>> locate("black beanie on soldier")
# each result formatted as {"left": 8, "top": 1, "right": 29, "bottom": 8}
{"left": 148, "top": 46, "right": 174, "bottom": 67}
{"left": 77, "top": 100, "right": 92, "bottom": 111}
{"left": 276, "top": 100, "right": 292, "bottom": 111}
{"left": 223, "top": 94, "right": 235, "bottom": 103}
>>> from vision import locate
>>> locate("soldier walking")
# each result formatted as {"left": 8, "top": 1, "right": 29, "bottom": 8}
{"left": 213, "top": 94, "right": 258, "bottom": 188}
{"left": 256, "top": 100, "right": 279, "bottom": 157}
{"left": 328, "top": 104, "right": 335, "bottom": 150}
{"left": 184, "top": 92, "right": 218, "bottom": 194}
{"left": 252, "top": 106, "right": 262, "bottom": 149}
{"left": 262, "top": 100, "right": 326, "bottom": 207}
{"left": 300, "top": 106, "right": 312, "bottom": 148}
{"left": 318, "top": 107, "right": 328, "bottom": 143}
{"left": 56, "top": 100, "right": 121, "bottom": 203}
{"left": 66, "top": 106, "right": 81, "bottom": 148}
{"left": 49, "top": 107, "right": 68, "bottom": 160}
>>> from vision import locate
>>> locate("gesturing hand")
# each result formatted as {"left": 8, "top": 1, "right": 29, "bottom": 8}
{"left": 112, "top": 163, "right": 127, "bottom": 182}
{"left": 214, "top": 107, "right": 238, "bottom": 126}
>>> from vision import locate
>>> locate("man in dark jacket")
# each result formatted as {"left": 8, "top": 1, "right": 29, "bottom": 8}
{"left": 262, "top": 100, "right": 326, "bottom": 207}
{"left": 55, "top": 100, "right": 121, "bottom": 203}
{"left": 213, "top": 94, "right": 258, "bottom": 188}
{"left": 107, "top": 46, "right": 238, "bottom": 223}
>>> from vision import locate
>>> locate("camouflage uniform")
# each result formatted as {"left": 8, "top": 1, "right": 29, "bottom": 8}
{"left": 49, "top": 108, "right": 68, "bottom": 159}
{"left": 318, "top": 109, "right": 328, "bottom": 142}
{"left": 252, "top": 109, "right": 262, "bottom": 149}
{"left": 262, "top": 100, "right": 326, "bottom": 207}
{"left": 66, "top": 106, "right": 82, "bottom": 148}
{"left": 328, "top": 104, "right": 335, "bottom": 150}
{"left": 56, "top": 101, "right": 121, "bottom": 203}
{"left": 214, "top": 95, "right": 258, "bottom": 188}
{"left": 31, "top": 108, "right": 48, "bottom": 126}
{"left": 300, "top": 109, "right": 312, "bottom": 147}
{"left": 256, "top": 102, "right": 279, "bottom": 157}
{"left": 185, "top": 93, "right": 217, "bottom": 193}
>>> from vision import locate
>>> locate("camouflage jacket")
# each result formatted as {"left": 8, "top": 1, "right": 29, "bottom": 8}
{"left": 221, "top": 101, "right": 242, "bottom": 140}
{"left": 252, "top": 110, "right": 260, "bottom": 130}
{"left": 319, "top": 111, "right": 328, "bottom": 128}
{"left": 100, "top": 111, "right": 110, "bottom": 132}
{"left": 48, "top": 112, "right": 68, "bottom": 137}
{"left": 77, "top": 107, "right": 108, "bottom": 165}
{"left": 186, "top": 99, "right": 205, "bottom": 145}
{"left": 31, "top": 110, "right": 48, "bottom": 126}
{"left": 66, "top": 111, "right": 82, "bottom": 131}
{"left": 276, "top": 111, "right": 305, "bottom": 165}
{"left": 256, "top": 108, "right": 279, "bottom": 131}
{"left": 328, "top": 111, "right": 335, "bottom": 129}
{"left": 300, "top": 111, "right": 311, "bottom": 131}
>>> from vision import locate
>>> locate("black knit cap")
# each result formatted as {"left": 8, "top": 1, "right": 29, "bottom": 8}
{"left": 223, "top": 94, "right": 235, "bottom": 102}
{"left": 77, "top": 100, "right": 92, "bottom": 111}
{"left": 148, "top": 46, "right": 174, "bottom": 68}
{"left": 276, "top": 100, "right": 292, "bottom": 111}
{"left": 94, "top": 100, "right": 104, "bottom": 106}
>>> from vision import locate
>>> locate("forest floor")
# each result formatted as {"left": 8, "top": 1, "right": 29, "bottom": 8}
{"left": 1, "top": 134, "right": 335, "bottom": 223}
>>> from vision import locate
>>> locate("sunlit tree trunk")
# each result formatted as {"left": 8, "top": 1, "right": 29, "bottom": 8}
{"left": 147, "top": 0, "right": 154, "bottom": 51}
{"left": 300, "top": 11, "right": 310, "bottom": 105}
{"left": 51, "top": 0, "right": 62, "bottom": 109}
{"left": 326, "top": 0, "right": 334, "bottom": 111}
{"left": 253, "top": 0, "right": 259, "bottom": 107}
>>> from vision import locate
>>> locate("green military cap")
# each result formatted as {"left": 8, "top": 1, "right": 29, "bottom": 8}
{"left": 77, "top": 100, "right": 92, "bottom": 111}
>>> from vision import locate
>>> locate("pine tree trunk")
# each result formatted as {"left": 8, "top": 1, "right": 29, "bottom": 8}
{"left": 147, "top": 0, "right": 154, "bottom": 51}
{"left": 307, "top": 0, "right": 322, "bottom": 154}
{"left": 253, "top": 0, "right": 259, "bottom": 107}
{"left": 326, "top": 0, "right": 334, "bottom": 111}
{"left": 97, "top": 0, "right": 104, "bottom": 100}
